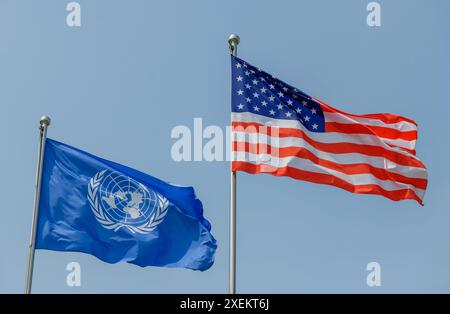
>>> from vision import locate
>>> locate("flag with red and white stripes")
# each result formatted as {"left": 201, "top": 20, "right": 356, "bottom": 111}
{"left": 231, "top": 56, "right": 427, "bottom": 204}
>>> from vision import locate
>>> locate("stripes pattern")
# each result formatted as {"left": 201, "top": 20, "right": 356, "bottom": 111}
{"left": 231, "top": 56, "right": 427, "bottom": 204}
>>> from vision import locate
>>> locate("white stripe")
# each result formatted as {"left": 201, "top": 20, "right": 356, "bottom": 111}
{"left": 233, "top": 152, "right": 425, "bottom": 199}
{"left": 324, "top": 111, "right": 417, "bottom": 151}
{"left": 380, "top": 138, "right": 416, "bottom": 151}
{"left": 323, "top": 112, "right": 417, "bottom": 132}
{"left": 232, "top": 131, "right": 427, "bottom": 179}
{"left": 232, "top": 112, "right": 418, "bottom": 158}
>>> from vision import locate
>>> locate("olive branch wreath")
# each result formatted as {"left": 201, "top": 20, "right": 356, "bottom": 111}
{"left": 88, "top": 169, "right": 169, "bottom": 234}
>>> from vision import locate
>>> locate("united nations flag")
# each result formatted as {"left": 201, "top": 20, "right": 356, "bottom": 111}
{"left": 35, "top": 139, "right": 217, "bottom": 271}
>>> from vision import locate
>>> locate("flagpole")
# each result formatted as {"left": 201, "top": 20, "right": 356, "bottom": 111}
{"left": 228, "top": 34, "right": 239, "bottom": 294}
{"left": 25, "top": 115, "right": 51, "bottom": 294}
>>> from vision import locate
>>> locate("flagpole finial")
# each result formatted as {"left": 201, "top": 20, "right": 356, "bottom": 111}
{"left": 40, "top": 116, "right": 51, "bottom": 127}
{"left": 228, "top": 34, "right": 240, "bottom": 55}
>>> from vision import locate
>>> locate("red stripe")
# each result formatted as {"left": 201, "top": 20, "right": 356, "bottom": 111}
{"left": 325, "top": 122, "right": 417, "bottom": 141}
{"left": 232, "top": 122, "right": 426, "bottom": 169}
{"left": 233, "top": 142, "right": 427, "bottom": 190}
{"left": 317, "top": 98, "right": 418, "bottom": 126}
{"left": 232, "top": 161, "right": 423, "bottom": 205}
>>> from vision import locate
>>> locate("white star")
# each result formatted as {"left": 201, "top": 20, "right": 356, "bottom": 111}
{"left": 282, "top": 87, "right": 288, "bottom": 92}
{"left": 293, "top": 94, "right": 298, "bottom": 99}
{"left": 261, "top": 100, "right": 268, "bottom": 107}
{"left": 285, "top": 111, "right": 292, "bottom": 118}
{"left": 294, "top": 88, "right": 298, "bottom": 92}
{"left": 269, "top": 95, "right": 275, "bottom": 102}
{"left": 277, "top": 104, "right": 284, "bottom": 110}
{"left": 245, "top": 84, "right": 251, "bottom": 89}
{"left": 245, "top": 70, "right": 250, "bottom": 76}
{"left": 287, "top": 99, "right": 293, "bottom": 105}
{"left": 246, "top": 97, "right": 251, "bottom": 103}
{"left": 252, "top": 79, "right": 258, "bottom": 85}
{"left": 243, "top": 63, "right": 248, "bottom": 68}
{"left": 304, "top": 116, "right": 310, "bottom": 122}
{"left": 278, "top": 92, "right": 284, "bottom": 98}
{"left": 236, "top": 76, "right": 243, "bottom": 82}
{"left": 311, "top": 108, "right": 317, "bottom": 114}
{"left": 237, "top": 104, "right": 244, "bottom": 110}
{"left": 253, "top": 105, "right": 260, "bottom": 112}
{"left": 253, "top": 92, "right": 259, "bottom": 98}
{"left": 269, "top": 84, "right": 275, "bottom": 89}
{"left": 260, "top": 77, "right": 266, "bottom": 81}
{"left": 237, "top": 89, "right": 244, "bottom": 96}
{"left": 295, "top": 107, "right": 302, "bottom": 113}
{"left": 260, "top": 87, "right": 267, "bottom": 93}
{"left": 302, "top": 100, "right": 308, "bottom": 106}
{"left": 236, "top": 63, "right": 242, "bottom": 68}
{"left": 312, "top": 123, "right": 318, "bottom": 130}
{"left": 250, "top": 70, "right": 255, "bottom": 74}
{"left": 269, "top": 109, "right": 276, "bottom": 115}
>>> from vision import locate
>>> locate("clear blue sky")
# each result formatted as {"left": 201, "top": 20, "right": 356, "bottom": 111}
{"left": 1, "top": 0, "right": 449, "bottom": 293}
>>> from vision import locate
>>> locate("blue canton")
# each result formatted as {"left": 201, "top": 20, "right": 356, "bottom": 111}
{"left": 231, "top": 56, "right": 325, "bottom": 132}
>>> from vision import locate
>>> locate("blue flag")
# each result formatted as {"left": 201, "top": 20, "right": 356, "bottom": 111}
{"left": 36, "top": 139, "right": 217, "bottom": 271}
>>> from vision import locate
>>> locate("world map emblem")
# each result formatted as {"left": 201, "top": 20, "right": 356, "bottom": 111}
{"left": 88, "top": 169, "right": 169, "bottom": 234}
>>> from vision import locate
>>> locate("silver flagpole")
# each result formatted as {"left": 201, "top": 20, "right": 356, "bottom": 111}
{"left": 228, "top": 34, "right": 239, "bottom": 294}
{"left": 25, "top": 115, "right": 51, "bottom": 294}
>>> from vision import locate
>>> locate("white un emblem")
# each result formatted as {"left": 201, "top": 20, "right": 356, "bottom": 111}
{"left": 88, "top": 170, "right": 169, "bottom": 234}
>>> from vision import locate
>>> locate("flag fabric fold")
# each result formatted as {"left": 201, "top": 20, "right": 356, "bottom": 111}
{"left": 36, "top": 139, "right": 217, "bottom": 271}
{"left": 231, "top": 55, "right": 428, "bottom": 204}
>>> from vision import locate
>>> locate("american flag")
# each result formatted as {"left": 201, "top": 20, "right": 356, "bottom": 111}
{"left": 230, "top": 56, "right": 428, "bottom": 204}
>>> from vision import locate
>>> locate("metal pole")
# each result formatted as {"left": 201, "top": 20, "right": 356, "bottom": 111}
{"left": 25, "top": 115, "right": 51, "bottom": 294}
{"left": 228, "top": 34, "right": 240, "bottom": 294}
